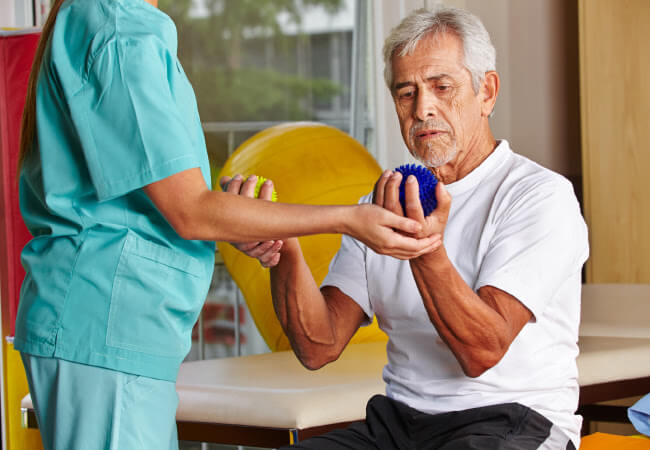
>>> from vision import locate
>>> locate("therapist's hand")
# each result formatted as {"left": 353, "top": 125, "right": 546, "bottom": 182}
{"left": 220, "top": 174, "right": 283, "bottom": 268}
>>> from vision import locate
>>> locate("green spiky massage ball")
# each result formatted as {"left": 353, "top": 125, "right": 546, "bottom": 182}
{"left": 254, "top": 176, "right": 278, "bottom": 202}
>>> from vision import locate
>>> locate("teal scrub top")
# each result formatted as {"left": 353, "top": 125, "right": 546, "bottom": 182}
{"left": 14, "top": 0, "right": 215, "bottom": 382}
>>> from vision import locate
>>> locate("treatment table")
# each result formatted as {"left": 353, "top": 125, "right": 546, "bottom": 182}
{"left": 21, "top": 284, "right": 650, "bottom": 447}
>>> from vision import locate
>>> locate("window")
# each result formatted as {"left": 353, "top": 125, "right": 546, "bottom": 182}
{"left": 160, "top": 0, "right": 374, "bottom": 184}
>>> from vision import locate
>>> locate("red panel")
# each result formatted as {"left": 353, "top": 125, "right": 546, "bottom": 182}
{"left": 0, "top": 30, "right": 40, "bottom": 337}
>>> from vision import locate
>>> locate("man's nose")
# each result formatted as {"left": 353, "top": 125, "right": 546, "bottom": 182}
{"left": 414, "top": 88, "right": 437, "bottom": 121}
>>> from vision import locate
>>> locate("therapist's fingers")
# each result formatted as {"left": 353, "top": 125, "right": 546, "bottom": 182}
{"left": 264, "top": 253, "right": 281, "bottom": 268}
{"left": 403, "top": 176, "right": 425, "bottom": 222}
{"left": 219, "top": 175, "right": 232, "bottom": 191}
{"left": 257, "top": 240, "right": 283, "bottom": 267}
{"left": 245, "top": 240, "right": 282, "bottom": 258}
{"left": 258, "top": 179, "right": 275, "bottom": 201}
{"left": 236, "top": 241, "right": 260, "bottom": 252}
{"left": 224, "top": 174, "right": 244, "bottom": 194}
{"left": 233, "top": 240, "right": 283, "bottom": 267}
{"left": 384, "top": 172, "right": 403, "bottom": 216}
{"left": 373, "top": 170, "right": 392, "bottom": 207}
{"left": 240, "top": 175, "right": 258, "bottom": 198}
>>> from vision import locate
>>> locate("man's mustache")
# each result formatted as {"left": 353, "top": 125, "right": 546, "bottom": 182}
{"left": 409, "top": 120, "right": 452, "bottom": 141}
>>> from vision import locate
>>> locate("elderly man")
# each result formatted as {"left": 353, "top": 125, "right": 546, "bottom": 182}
{"left": 237, "top": 6, "right": 588, "bottom": 450}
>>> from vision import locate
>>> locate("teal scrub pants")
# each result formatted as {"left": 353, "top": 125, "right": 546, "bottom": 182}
{"left": 21, "top": 353, "right": 179, "bottom": 450}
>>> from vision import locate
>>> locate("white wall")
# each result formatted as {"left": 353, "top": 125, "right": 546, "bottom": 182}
{"left": 0, "top": 0, "right": 34, "bottom": 27}
{"left": 456, "top": 0, "right": 581, "bottom": 177}
{"left": 371, "top": 0, "right": 581, "bottom": 177}
{"left": 0, "top": 0, "right": 17, "bottom": 27}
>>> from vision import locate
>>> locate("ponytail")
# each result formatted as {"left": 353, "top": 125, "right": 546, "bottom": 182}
{"left": 17, "top": 0, "right": 66, "bottom": 175}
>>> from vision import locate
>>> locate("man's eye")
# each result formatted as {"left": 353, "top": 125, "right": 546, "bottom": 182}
{"left": 399, "top": 90, "right": 414, "bottom": 99}
{"left": 437, "top": 85, "right": 450, "bottom": 92}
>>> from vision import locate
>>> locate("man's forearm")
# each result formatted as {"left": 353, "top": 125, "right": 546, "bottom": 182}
{"left": 410, "top": 247, "right": 516, "bottom": 377}
{"left": 270, "top": 239, "right": 340, "bottom": 369}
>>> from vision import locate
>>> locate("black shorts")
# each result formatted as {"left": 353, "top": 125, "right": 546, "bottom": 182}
{"left": 281, "top": 395, "right": 576, "bottom": 450}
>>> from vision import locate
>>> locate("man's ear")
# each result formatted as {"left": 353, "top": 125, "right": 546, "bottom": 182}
{"left": 480, "top": 71, "right": 499, "bottom": 117}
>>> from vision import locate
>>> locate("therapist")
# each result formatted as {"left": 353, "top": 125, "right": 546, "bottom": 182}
{"left": 14, "top": 1, "right": 437, "bottom": 449}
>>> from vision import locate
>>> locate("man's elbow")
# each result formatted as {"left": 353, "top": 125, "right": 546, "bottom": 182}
{"left": 300, "top": 357, "right": 329, "bottom": 371}
{"left": 460, "top": 349, "right": 505, "bottom": 378}
{"left": 461, "top": 361, "right": 492, "bottom": 378}
{"left": 295, "top": 347, "right": 340, "bottom": 371}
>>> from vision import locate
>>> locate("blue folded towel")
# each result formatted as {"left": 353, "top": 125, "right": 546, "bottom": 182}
{"left": 628, "top": 393, "right": 650, "bottom": 436}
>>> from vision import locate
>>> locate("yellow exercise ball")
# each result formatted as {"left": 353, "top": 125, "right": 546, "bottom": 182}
{"left": 217, "top": 122, "right": 388, "bottom": 352}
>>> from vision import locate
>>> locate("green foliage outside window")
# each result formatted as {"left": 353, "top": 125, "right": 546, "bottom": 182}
{"left": 160, "top": 0, "right": 346, "bottom": 134}
{"left": 159, "top": 0, "right": 349, "bottom": 184}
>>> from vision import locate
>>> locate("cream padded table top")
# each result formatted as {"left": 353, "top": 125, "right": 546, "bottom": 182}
{"left": 175, "top": 341, "right": 387, "bottom": 429}
{"left": 172, "top": 338, "right": 650, "bottom": 430}
{"left": 577, "top": 336, "right": 650, "bottom": 386}
{"left": 578, "top": 284, "right": 650, "bottom": 385}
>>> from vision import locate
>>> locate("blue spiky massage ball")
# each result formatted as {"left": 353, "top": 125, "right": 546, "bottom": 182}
{"left": 395, "top": 164, "right": 438, "bottom": 216}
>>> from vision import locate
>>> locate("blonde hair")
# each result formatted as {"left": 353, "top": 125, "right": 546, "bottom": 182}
{"left": 17, "top": 0, "right": 66, "bottom": 174}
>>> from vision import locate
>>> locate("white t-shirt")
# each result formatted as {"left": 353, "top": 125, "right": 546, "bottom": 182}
{"left": 322, "top": 140, "right": 589, "bottom": 446}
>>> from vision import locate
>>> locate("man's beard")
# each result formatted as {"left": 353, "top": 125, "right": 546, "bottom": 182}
{"left": 408, "top": 120, "right": 457, "bottom": 168}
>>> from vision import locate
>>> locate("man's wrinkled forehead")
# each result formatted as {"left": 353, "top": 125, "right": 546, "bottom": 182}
{"left": 390, "top": 32, "right": 465, "bottom": 88}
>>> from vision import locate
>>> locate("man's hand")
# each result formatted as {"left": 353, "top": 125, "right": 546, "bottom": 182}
{"left": 373, "top": 170, "right": 451, "bottom": 242}
{"left": 220, "top": 174, "right": 283, "bottom": 267}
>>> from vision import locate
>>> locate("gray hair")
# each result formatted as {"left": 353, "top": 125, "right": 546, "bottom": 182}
{"left": 383, "top": 7, "right": 496, "bottom": 93}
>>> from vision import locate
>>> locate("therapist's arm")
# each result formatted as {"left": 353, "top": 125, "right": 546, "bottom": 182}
{"left": 143, "top": 167, "right": 439, "bottom": 259}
